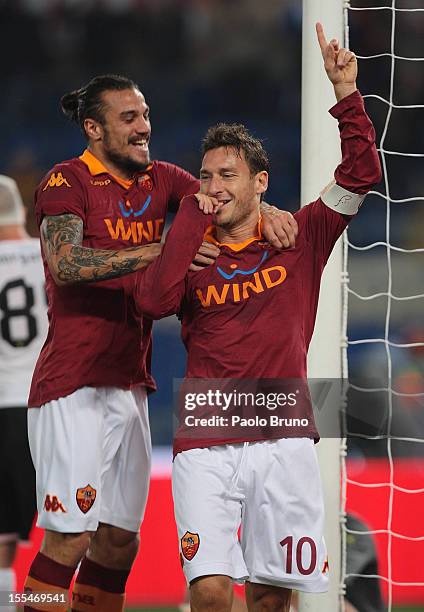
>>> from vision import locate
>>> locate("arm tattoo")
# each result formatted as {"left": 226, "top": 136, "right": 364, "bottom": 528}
{"left": 41, "top": 214, "right": 146, "bottom": 284}
{"left": 42, "top": 214, "right": 83, "bottom": 253}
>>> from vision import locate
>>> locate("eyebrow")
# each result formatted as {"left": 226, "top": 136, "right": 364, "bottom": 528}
{"left": 119, "top": 106, "right": 149, "bottom": 119}
{"left": 200, "top": 166, "right": 238, "bottom": 174}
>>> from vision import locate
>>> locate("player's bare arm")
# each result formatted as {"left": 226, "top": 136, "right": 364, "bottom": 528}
{"left": 41, "top": 213, "right": 161, "bottom": 286}
{"left": 316, "top": 22, "right": 358, "bottom": 101}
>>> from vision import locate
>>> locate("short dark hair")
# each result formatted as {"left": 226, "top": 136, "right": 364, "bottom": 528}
{"left": 60, "top": 74, "right": 139, "bottom": 139}
{"left": 202, "top": 123, "right": 269, "bottom": 175}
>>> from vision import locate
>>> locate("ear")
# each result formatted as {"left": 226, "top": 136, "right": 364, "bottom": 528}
{"left": 256, "top": 171, "right": 268, "bottom": 195}
{"left": 83, "top": 118, "right": 103, "bottom": 142}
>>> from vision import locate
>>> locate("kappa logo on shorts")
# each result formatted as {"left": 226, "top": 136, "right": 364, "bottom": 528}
{"left": 181, "top": 531, "right": 200, "bottom": 561}
{"left": 44, "top": 495, "right": 67, "bottom": 513}
{"left": 322, "top": 557, "right": 329, "bottom": 574}
{"left": 76, "top": 484, "right": 97, "bottom": 514}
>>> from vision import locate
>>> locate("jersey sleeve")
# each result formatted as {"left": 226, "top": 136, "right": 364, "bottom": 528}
{"left": 295, "top": 90, "right": 382, "bottom": 263}
{"left": 318, "top": 90, "right": 382, "bottom": 216}
{"left": 331, "top": 90, "right": 382, "bottom": 195}
{"left": 35, "top": 163, "right": 86, "bottom": 227}
{"left": 295, "top": 199, "right": 349, "bottom": 265}
{"left": 129, "top": 195, "right": 211, "bottom": 319}
{"left": 161, "top": 162, "right": 200, "bottom": 212}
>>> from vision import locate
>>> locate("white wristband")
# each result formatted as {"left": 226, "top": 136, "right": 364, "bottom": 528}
{"left": 320, "top": 180, "right": 366, "bottom": 215}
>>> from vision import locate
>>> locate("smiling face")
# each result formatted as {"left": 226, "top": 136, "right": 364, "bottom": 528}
{"left": 200, "top": 146, "right": 268, "bottom": 230}
{"left": 85, "top": 88, "right": 151, "bottom": 178}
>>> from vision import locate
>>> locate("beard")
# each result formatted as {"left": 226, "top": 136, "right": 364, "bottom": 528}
{"left": 103, "top": 131, "right": 150, "bottom": 175}
{"left": 215, "top": 198, "right": 253, "bottom": 229}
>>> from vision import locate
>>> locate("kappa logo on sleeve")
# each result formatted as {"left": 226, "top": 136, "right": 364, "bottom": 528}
{"left": 181, "top": 531, "right": 200, "bottom": 560}
{"left": 42, "top": 172, "right": 72, "bottom": 191}
{"left": 76, "top": 484, "right": 97, "bottom": 514}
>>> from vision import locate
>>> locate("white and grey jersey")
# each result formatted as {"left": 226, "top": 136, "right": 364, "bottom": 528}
{"left": 0, "top": 239, "right": 48, "bottom": 407}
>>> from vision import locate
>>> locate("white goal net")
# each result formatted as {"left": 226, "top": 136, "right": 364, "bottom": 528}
{"left": 341, "top": 1, "right": 424, "bottom": 610}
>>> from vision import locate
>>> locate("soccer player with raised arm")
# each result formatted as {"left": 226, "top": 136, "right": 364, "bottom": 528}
{"left": 130, "top": 24, "right": 382, "bottom": 611}
{"left": 24, "top": 73, "right": 297, "bottom": 611}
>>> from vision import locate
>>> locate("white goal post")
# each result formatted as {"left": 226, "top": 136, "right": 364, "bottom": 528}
{"left": 300, "top": 1, "right": 345, "bottom": 610}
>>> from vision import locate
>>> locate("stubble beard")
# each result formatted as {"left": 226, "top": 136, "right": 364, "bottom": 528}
{"left": 103, "top": 132, "right": 150, "bottom": 175}
{"left": 215, "top": 197, "right": 253, "bottom": 231}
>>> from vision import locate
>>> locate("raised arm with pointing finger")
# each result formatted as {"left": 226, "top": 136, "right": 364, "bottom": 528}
{"left": 130, "top": 24, "right": 381, "bottom": 321}
{"left": 316, "top": 21, "right": 357, "bottom": 102}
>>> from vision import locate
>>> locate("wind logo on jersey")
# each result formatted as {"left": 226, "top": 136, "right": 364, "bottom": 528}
{"left": 104, "top": 195, "right": 163, "bottom": 244}
{"left": 76, "top": 484, "right": 96, "bottom": 514}
{"left": 217, "top": 251, "right": 268, "bottom": 280}
{"left": 119, "top": 195, "right": 151, "bottom": 218}
{"left": 181, "top": 531, "right": 200, "bottom": 561}
{"left": 44, "top": 495, "right": 67, "bottom": 513}
{"left": 104, "top": 217, "right": 164, "bottom": 244}
{"left": 196, "top": 265, "right": 287, "bottom": 308}
{"left": 42, "top": 172, "right": 71, "bottom": 191}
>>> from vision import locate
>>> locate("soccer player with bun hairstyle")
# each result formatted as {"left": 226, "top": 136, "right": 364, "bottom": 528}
{"left": 23, "top": 71, "right": 297, "bottom": 611}
{"left": 128, "top": 24, "right": 382, "bottom": 611}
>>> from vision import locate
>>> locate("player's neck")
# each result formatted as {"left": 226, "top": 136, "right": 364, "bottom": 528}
{"left": 216, "top": 210, "right": 260, "bottom": 245}
{"left": 88, "top": 146, "right": 134, "bottom": 181}
{"left": 0, "top": 226, "right": 29, "bottom": 240}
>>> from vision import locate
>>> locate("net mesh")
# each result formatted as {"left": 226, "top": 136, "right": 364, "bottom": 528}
{"left": 341, "top": 1, "right": 424, "bottom": 609}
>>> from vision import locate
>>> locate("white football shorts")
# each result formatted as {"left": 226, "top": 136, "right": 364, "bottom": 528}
{"left": 173, "top": 438, "right": 329, "bottom": 592}
{"left": 28, "top": 386, "right": 151, "bottom": 533}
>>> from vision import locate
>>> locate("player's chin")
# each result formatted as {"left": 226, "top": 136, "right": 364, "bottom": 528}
{"left": 128, "top": 148, "right": 150, "bottom": 167}
{"left": 213, "top": 209, "right": 230, "bottom": 227}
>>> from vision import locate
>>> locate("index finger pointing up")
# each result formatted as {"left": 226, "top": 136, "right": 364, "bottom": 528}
{"left": 316, "top": 22, "right": 328, "bottom": 53}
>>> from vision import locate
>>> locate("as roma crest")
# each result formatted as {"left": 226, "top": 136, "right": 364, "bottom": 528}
{"left": 181, "top": 531, "right": 200, "bottom": 561}
{"left": 76, "top": 484, "right": 97, "bottom": 514}
{"left": 138, "top": 173, "right": 153, "bottom": 191}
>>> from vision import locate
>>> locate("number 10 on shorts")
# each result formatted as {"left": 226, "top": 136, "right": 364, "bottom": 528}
{"left": 280, "top": 535, "right": 317, "bottom": 575}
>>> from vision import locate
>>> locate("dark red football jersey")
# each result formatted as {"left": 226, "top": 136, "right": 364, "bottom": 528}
{"left": 29, "top": 150, "right": 199, "bottom": 407}
{"left": 130, "top": 90, "right": 382, "bottom": 454}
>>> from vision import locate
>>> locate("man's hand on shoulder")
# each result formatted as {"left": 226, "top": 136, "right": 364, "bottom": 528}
{"left": 260, "top": 203, "right": 298, "bottom": 249}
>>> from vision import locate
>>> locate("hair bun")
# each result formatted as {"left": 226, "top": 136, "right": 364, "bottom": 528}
{"left": 60, "top": 88, "right": 84, "bottom": 123}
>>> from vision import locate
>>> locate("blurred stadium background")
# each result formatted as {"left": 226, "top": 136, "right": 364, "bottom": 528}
{"left": 1, "top": 0, "right": 423, "bottom": 610}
